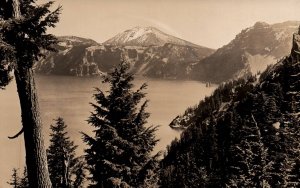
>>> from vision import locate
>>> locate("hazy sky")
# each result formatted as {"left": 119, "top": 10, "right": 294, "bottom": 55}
{"left": 41, "top": 0, "right": 300, "bottom": 49}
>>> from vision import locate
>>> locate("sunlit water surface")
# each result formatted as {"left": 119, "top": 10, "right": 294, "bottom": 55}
{"left": 0, "top": 75, "right": 216, "bottom": 187}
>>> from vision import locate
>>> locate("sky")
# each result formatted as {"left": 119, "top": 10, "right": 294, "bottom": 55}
{"left": 40, "top": 0, "right": 300, "bottom": 49}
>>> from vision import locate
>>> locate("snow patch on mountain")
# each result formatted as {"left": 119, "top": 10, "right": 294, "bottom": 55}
{"left": 87, "top": 45, "right": 106, "bottom": 52}
{"left": 123, "top": 27, "right": 156, "bottom": 41}
{"left": 246, "top": 53, "right": 276, "bottom": 74}
{"left": 104, "top": 26, "right": 206, "bottom": 48}
{"left": 58, "top": 42, "right": 73, "bottom": 55}
{"left": 234, "top": 54, "right": 276, "bottom": 80}
{"left": 60, "top": 36, "right": 82, "bottom": 43}
{"left": 58, "top": 41, "right": 68, "bottom": 47}
{"left": 275, "top": 31, "right": 285, "bottom": 40}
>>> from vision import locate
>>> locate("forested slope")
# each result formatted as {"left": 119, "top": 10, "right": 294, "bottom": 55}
{"left": 161, "top": 28, "right": 300, "bottom": 187}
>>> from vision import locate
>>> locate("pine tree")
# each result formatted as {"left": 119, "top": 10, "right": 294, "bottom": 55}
{"left": 71, "top": 156, "right": 88, "bottom": 188}
{"left": 47, "top": 117, "right": 86, "bottom": 188}
{"left": 0, "top": 1, "right": 61, "bottom": 187}
{"left": 83, "top": 61, "right": 159, "bottom": 187}
{"left": 7, "top": 168, "right": 20, "bottom": 188}
{"left": 7, "top": 167, "right": 29, "bottom": 188}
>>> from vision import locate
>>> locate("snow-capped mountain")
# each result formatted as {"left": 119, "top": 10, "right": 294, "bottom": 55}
{"left": 35, "top": 33, "right": 215, "bottom": 78}
{"left": 35, "top": 22, "right": 299, "bottom": 81}
{"left": 104, "top": 26, "right": 202, "bottom": 47}
{"left": 191, "top": 21, "right": 300, "bottom": 83}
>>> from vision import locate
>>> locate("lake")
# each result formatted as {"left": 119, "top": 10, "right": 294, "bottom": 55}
{"left": 0, "top": 75, "right": 216, "bottom": 187}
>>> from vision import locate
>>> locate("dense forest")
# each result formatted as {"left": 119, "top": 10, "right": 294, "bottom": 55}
{"left": 160, "top": 31, "right": 300, "bottom": 187}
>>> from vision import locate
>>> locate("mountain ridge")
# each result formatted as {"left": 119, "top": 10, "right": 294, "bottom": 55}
{"left": 191, "top": 20, "right": 300, "bottom": 83}
{"left": 35, "top": 21, "right": 300, "bottom": 82}
{"left": 35, "top": 33, "right": 215, "bottom": 78}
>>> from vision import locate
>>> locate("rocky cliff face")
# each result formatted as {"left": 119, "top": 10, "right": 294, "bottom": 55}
{"left": 35, "top": 36, "right": 103, "bottom": 76}
{"left": 191, "top": 21, "right": 300, "bottom": 83}
{"left": 132, "top": 43, "right": 214, "bottom": 79}
{"left": 291, "top": 26, "right": 300, "bottom": 57}
{"left": 170, "top": 22, "right": 300, "bottom": 130}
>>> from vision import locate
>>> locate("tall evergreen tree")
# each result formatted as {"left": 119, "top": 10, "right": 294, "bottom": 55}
{"left": 83, "top": 61, "right": 159, "bottom": 187}
{"left": 0, "top": 1, "right": 61, "bottom": 187}
{"left": 47, "top": 117, "right": 86, "bottom": 188}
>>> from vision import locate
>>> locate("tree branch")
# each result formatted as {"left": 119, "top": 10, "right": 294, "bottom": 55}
{"left": 8, "top": 127, "right": 24, "bottom": 139}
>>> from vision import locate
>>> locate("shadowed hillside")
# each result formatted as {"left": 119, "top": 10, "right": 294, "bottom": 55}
{"left": 161, "top": 26, "right": 300, "bottom": 187}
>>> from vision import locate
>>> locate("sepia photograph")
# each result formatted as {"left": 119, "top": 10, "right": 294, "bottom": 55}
{"left": 1, "top": 0, "right": 300, "bottom": 187}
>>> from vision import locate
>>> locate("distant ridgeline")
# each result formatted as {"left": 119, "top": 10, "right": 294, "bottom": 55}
{"left": 34, "top": 27, "right": 215, "bottom": 80}
{"left": 34, "top": 21, "right": 299, "bottom": 82}
{"left": 161, "top": 27, "right": 300, "bottom": 187}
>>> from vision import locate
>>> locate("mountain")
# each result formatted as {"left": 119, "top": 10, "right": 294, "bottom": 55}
{"left": 161, "top": 26, "right": 300, "bottom": 187}
{"left": 35, "top": 36, "right": 105, "bottom": 76}
{"left": 35, "top": 28, "right": 215, "bottom": 79}
{"left": 191, "top": 21, "right": 300, "bottom": 83}
{"left": 36, "top": 22, "right": 300, "bottom": 81}
{"left": 104, "top": 26, "right": 201, "bottom": 47}
{"left": 130, "top": 43, "right": 214, "bottom": 78}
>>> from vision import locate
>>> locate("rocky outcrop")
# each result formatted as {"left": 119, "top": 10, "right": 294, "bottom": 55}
{"left": 291, "top": 26, "right": 300, "bottom": 57}
{"left": 191, "top": 21, "right": 300, "bottom": 83}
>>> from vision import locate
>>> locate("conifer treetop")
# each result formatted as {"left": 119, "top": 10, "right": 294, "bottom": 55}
{"left": 83, "top": 61, "right": 159, "bottom": 187}
{"left": 0, "top": 0, "right": 61, "bottom": 88}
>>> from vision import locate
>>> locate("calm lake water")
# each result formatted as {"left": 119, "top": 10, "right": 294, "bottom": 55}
{"left": 0, "top": 75, "right": 216, "bottom": 187}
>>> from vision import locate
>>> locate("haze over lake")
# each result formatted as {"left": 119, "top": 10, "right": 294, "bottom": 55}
{"left": 0, "top": 75, "right": 215, "bottom": 187}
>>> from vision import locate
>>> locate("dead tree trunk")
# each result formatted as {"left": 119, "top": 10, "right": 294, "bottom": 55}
{"left": 14, "top": 66, "right": 52, "bottom": 188}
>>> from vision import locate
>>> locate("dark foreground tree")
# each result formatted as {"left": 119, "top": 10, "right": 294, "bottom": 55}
{"left": 83, "top": 61, "right": 159, "bottom": 187}
{"left": 47, "top": 117, "right": 86, "bottom": 188}
{"left": 0, "top": 0, "right": 61, "bottom": 187}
